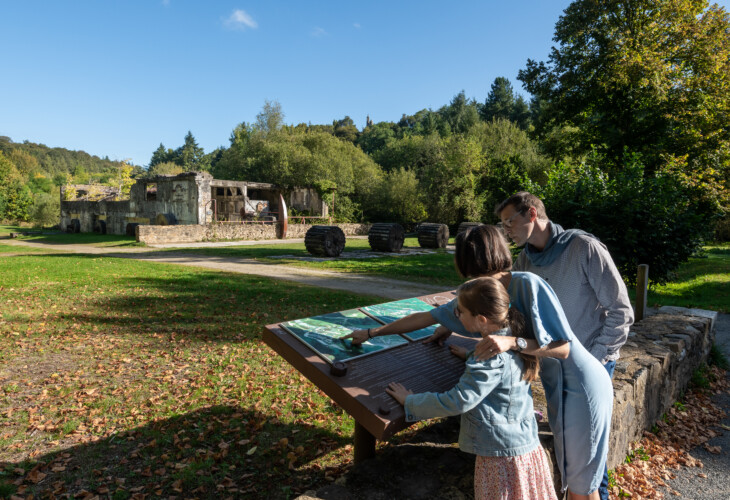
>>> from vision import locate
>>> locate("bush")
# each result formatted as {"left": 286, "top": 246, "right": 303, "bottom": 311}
{"left": 30, "top": 192, "right": 60, "bottom": 228}
{"left": 524, "top": 152, "right": 718, "bottom": 285}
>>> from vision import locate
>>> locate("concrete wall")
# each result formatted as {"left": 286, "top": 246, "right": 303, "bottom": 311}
{"left": 137, "top": 222, "right": 372, "bottom": 245}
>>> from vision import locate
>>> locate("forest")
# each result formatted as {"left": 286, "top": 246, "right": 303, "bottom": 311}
{"left": 1, "top": 0, "right": 728, "bottom": 284}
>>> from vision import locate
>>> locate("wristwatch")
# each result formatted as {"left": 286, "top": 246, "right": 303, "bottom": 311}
{"left": 515, "top": 337, "right": 527, "bottom": 352}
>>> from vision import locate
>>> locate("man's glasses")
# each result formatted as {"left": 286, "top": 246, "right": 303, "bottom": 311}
{"left": 500, "top": 210, "right": 525, "bottom": 231}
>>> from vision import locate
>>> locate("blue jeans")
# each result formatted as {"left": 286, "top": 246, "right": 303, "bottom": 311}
{"left": 598, "top": 360, "right": 616, "bottom": 500}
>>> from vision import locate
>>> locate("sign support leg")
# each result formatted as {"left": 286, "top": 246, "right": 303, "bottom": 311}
{"left": 353, "top": 422, "right": 376, "bottom": 463}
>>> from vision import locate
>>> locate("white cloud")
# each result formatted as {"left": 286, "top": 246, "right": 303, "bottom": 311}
{"left": 311, "top": 26, "right": 327, "bottom": 38}
{"left": 224, "top": 9, "right": 258, "bottom": 30}
{"left": 161, "top": 0, "right": 170, "bottom": 6}
{"left": 353, "top": 23, "right": 361, "bottom": 29}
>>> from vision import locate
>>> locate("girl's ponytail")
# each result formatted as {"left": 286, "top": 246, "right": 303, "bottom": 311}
{"left": 508, "top": 307, "right": 539, "bottom": 383}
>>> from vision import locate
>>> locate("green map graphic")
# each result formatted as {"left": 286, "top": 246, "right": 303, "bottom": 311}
{"left": 361, "top": 297, "right": 437, "bottom": 341}
{"left": 281, "top": 309, "right": 408, "bottom": 364}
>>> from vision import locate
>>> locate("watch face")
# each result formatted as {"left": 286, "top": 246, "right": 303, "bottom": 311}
{"left": 517, "top": 338, "right": 527, "bottom": 350}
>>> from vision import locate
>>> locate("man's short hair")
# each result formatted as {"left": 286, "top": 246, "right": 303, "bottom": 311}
{"left": 495, "top": 191, "right": 548, "bottom": 220}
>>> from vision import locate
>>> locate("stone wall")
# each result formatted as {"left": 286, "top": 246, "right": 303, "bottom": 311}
{"left": 607, "top": 307, "right": 715, "bottom": 467}
{"left": 136, "top": 222, "right": 372, "bottom": 245}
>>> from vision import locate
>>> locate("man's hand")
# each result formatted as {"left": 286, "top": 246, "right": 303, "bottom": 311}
{"left": 474, "top": 335, "right": 515, "bottom": 361}
{"left": 385, "top": 382, "right": 413, "bottom": 406}
{"left": 422, "top": 325, "right": 452, "bottom": 346}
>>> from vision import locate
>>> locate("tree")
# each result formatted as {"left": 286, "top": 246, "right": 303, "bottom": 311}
{"left": 113, "top": 161, "right": 136, "bottom": 197}
{"left": 368, "top": 168, "right": 427, "bottom": 223}
{"left": 149, "top": 143, "right": 175, "bottom": 168}
{"left": 255, "top": 100, "right": 285, "bottom": 136}
{"left": 518, "top": 0, "right": 730, "bottom": 175}
{"left": 480, "top": 77, "right": 515, "bottom": 122}
{"left": 438, "top": 91, "right": 480, "bottom": 135}
{"left": 523, "top": 153, "right": 715, "bottom": 285}
{"left": 175, "top": 131, "right": 209, "bottom": 171}
{"left": 510, "top": 95, "right": 531, "bottom": 130}
{"left": 0, "top": 151, "right": 32, "bottom": 221}
{"left": 147, "top": 161, "right": 184, "bottom": 177}
{"left": 333, "top": 116, "right": 359, "bottom": 143}
{"left": 356, "top": 122, "right": 396, "bottom": 155}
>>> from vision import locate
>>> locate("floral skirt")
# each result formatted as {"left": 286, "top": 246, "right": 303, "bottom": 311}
{"left": 474, "top": 445, "right": 558, "bottom": 500}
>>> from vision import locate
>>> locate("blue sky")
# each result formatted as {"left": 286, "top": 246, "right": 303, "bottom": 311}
{"left": 2, "top": 1, "right": 728, "bottom": 168}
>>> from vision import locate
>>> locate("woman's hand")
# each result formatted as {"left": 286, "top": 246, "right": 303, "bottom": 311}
{"left": 449, "top": 344, "right": 468, "bottom": 360}
{"left": 474, "top": 335, "right": 515, "bottom": 361}
{"left": 343, "top": 329, "right": 371, "bottom": 346}
{"left": 385, "top": 382, "right": 413, "bottom": 406}
{"left": 422, "top": 325, "right": 452, "bottom": 346}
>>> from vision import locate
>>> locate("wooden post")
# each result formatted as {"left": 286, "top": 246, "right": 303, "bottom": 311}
{"left": 353, "top": 421, "right": 376, "bottom": 464}
{"left": 635, "top": 264, "right": 649, "bottom": 322}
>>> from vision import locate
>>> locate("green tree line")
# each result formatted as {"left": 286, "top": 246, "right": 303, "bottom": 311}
{"left": 0, "top": 137, "right": 143, "bottom": 227}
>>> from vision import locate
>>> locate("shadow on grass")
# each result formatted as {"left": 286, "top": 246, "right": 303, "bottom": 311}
{"left": 1, "top": 404, "right": 354, "bottom": 499}
{"left": 21, "top": 232, "right": 140, "bottom": 247}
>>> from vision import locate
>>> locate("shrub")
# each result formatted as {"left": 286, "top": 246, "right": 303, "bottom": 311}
{"left": 30, "top": 191, "right": 60, "bottom": 228}
{"left": 524, "top": 152, "right": 718, "bottom": 285}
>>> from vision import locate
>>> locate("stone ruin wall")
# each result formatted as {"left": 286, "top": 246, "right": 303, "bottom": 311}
{"left": 136, "top": 222, "right": 372, "bottom": 244}
{"left": 60, "top": 172, "right": 209, "bottom": 235}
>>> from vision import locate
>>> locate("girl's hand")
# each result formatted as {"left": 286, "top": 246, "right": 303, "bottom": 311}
{"left": 474, "top": 335, "right": 515, "bottom": 361}
{"left": 449, "top": 345, "right": 468, "bottom": 360}
{"left": 343, "top": 329, "right": 370, "bottom": 346}
{"left": 422, "top": 325, "right": 452, "bottom": 346}
{"left": 385, "top": 382, "right": 413, "bottom": 406}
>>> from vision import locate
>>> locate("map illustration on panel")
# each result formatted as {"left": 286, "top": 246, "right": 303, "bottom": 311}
{"left": 361, "top": 297, "right": 438, "bottom": 341}
{"left": 280, "top": 309, "right": 409, "bottom": 364}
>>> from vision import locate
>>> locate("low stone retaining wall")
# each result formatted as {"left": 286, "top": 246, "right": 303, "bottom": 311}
{"left": 607, "top": 307, "right": 715, "bottom": 467}
{"left": 136, "top": 222, "right": 371, "bottom": 245}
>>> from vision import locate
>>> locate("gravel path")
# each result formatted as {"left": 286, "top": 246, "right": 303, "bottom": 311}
{"left": 2, "top": 238, "right": 451, "bottom": 300}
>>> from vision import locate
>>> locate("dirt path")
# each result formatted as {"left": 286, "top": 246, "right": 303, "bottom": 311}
{"left": 2, "top": 238, "right": 450, "bottom": 299}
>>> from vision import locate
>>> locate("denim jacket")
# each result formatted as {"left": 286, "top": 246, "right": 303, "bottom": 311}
{"left": 403, "top": 328, "right": 539, "bottom": 457}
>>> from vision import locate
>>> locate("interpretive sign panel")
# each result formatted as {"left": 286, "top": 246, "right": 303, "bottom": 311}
{"left": 280, "top": 309, "right": 408, "bottom": 364}
{"left": 361, "top": 297, "right": 439, "bottom": 341}
{"left": 263, "top": 290, "right": 478, "bottom": 447}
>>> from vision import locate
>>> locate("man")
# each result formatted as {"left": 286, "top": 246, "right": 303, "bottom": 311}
{"left": 496, "top": 191, "right": 634, "bottom": 500}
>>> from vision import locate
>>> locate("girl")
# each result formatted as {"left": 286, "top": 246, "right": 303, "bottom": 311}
{"left": 386, "top": 277, "right": 557, "bottom": 500}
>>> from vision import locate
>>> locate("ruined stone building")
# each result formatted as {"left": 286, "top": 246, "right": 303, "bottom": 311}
{"left": 60, "top": 171, "right": 326, "bottom": 235}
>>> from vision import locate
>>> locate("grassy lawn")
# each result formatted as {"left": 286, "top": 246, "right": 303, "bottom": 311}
{"left": 627, "top": 243, "right": 730, "bottom": 313}
{"left": 0, "top": 253, "right": 435, "bottom": 499}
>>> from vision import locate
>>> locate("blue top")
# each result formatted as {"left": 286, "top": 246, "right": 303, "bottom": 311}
{"left": 404, "top": 327, "right": 539, "bottom": 457}
{"left": 508, "top": 272, "right": 613, "bottom": 495}
{"left": 429, "top": 298, "right": 481, "bottom": 338}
